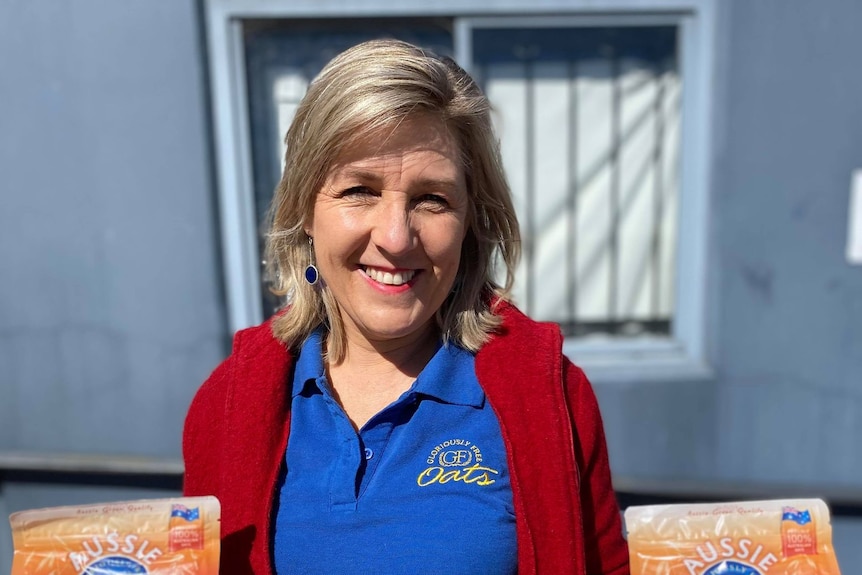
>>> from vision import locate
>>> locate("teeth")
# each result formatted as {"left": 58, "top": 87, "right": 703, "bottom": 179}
{"left": 365, "top": 267, "right": 416, "bottom": 286}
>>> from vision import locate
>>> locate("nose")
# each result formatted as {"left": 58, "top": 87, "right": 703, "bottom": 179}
{"left": 372, "top": 198, "right": 415, "bottom": 256}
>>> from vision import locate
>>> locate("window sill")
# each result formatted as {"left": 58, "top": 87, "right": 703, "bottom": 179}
{"left": 564, "top": 337, "right": 714, "bottom": 384}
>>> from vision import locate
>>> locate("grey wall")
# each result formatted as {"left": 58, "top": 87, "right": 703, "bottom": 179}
{"left": 711, "top": 0, "right": 862, "bottom": 487}
{"left": 0, "top": 0, "right": 225, "bottom": 564}
{"left": 0, "top": 1, "right": 226, "bottom": 457}
{"left": 595, "top": 0, "right": 862, "bottom": 567}
{"left": 597, "top": 0, "right": 862, "bottom": 487}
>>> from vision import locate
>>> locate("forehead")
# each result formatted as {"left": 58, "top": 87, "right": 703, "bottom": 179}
{"left": 330, "top": 115, "right": 463, "bottom": 177}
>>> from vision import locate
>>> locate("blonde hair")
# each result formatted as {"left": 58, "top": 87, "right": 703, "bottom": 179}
{"left": 265, "top": 39, "right": 520, "bottom": 361}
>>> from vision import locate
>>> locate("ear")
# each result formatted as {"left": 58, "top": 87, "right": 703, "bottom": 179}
{"left": 302, "top": 206, "right": 316, "bottom": 238}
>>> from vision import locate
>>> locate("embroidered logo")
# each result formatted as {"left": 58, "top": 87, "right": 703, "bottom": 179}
{"left": 416, "top": 439, "right": 500, "bottom": 487}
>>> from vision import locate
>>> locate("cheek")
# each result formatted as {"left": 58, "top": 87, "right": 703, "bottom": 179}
{"left": 317, "top": 236, "right": 357, "bottom": 268}
{"left": 427, "top": 221, "right": 468, "bottom": 271}
{"left": 312, "top": 210, "right": 364, "bottom": 262}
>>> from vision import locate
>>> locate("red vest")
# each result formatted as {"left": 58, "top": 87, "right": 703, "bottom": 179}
{"left": 183, "top": 302, "right": 630, "bottom": 574}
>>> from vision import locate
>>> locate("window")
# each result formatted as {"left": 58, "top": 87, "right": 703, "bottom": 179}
{"left": 204, "top": 0, "right": 715, "bottom": 379}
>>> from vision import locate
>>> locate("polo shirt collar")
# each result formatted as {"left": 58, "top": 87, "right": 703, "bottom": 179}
{"left": 291, "top": 328, "right": 326, "bottom": 398}
{"left": 290, "top": 329, "right": 485, "bottom": 409}
{"left": 413, "top": 342, "right": 485, "bottom": 408}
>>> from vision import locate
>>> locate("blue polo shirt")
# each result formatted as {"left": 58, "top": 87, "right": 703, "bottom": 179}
{"left": 272, "top": 330, "right": 517, "bottom": 574}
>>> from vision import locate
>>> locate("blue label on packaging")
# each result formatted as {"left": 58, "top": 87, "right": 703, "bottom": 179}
{"left": 704, "top": 561, "right": 762, "bottom": 575}
{"left": 84, "top": 555, "right": 148, "bottom": 574}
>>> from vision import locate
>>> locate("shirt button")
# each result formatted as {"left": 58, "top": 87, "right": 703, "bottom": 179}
{"left": 364, "top": 447, "right": 374, "bottom": 460}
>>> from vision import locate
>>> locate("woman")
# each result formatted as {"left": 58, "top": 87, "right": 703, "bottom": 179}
{"left": 183, "top": 39, "right": 630, "bottom": 575}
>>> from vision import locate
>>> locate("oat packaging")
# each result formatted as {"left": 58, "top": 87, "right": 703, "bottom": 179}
{"left": 625, "top": 498, "right": 842, "bottom": 575}
{"left": 9, "top": 496, "right": 220, "bottom": 574}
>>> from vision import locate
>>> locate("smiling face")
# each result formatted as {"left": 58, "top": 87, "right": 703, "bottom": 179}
{"left": 306, "top": 115, "right": 470, "bottom": 353}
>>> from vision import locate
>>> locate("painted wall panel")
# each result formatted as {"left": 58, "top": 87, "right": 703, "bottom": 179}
{"left": 712, "top": 0, "right": 862, "bottom": 486}
{"left": 0, "top": 0, "right": 226, "bottom": 456}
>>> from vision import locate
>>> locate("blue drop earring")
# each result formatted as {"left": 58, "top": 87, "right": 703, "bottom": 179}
{"left": 304, "top": 236, "right": 319, "bottom": 286}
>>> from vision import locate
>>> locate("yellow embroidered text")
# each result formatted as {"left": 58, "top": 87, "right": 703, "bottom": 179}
{"left": 417, "top": 463, "right": 500, "bottom": 486}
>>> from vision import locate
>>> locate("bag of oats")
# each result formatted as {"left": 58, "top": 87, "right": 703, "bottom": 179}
{"left": 624, "top": 498, "right": 842, "bottom": 575}
{"left": 9, "top": 496, "right": 220, "bottom": 574}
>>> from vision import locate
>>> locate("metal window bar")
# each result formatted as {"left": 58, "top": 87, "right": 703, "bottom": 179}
{"left": 608, "top": 46, "right": 621, "bottom": 332}
{"left": 567, "top": 59, "right": 579, "bottom": 323}
{"left": 651, "top": 60, "right": 666, "bottom": 319}
{"left": 617, "top": 63, "right": 668, "bottom": 327}
{"left": 524, "top": 56, "right": 536, "bottom": 316}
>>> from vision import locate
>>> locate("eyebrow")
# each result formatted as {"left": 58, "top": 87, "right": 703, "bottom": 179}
{"left": 336, "top": 168, "right": 462, "bottom": 192}
{"left": 336, "top": 168, "right": 383, "bottom": 185}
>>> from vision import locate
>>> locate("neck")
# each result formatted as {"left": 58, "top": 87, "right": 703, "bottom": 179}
{"left": 332, "top": 322, "right": 440, "bottom": 378}
{"left": 325, "top": 324, "right": 440, "bottom": 430}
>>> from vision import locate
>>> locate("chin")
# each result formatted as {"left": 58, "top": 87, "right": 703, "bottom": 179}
{"left": 367, "top": 325, "right": 425, "bottom": 341}
{"left": 359, "top": 315, "right": 435, "bottom": 342}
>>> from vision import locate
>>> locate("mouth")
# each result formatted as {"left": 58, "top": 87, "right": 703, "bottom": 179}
{"left": 361, "top": 266, "right": 417, "bottom": 286}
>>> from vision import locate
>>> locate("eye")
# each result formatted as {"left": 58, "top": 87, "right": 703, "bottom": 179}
{"left": 340, "top": 185, "right": 375, "bottom": 197}
{"left": 415, "top": 194, "right": 450, "bottom": 208}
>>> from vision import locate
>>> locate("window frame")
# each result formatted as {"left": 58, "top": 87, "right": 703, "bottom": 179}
{"left": 203, "top": 0, "right": 717, "bottom": 382}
